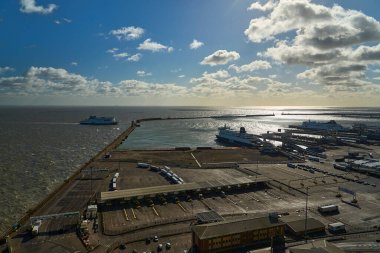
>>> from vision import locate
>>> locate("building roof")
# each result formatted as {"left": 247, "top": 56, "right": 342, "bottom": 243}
{"left": 286, "top": 218, "right": 325, "bottom": 234}
{"left": 192, "top": 216, "right": 284, "bottom": 240}
{"left": 99, "top": 176, "right": 269, "bottom": 202}
{"left": 289, "top": 240, "right": 344, "bottom": 253}
{"left": 196, "top": 211, "right": 224, "bottom": 224}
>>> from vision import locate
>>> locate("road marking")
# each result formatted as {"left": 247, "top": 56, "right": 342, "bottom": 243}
{"left": 131, "top": 208, "right": 136, "bottom": 219}
{"left": 177, "top": 202, "right": 188, "bottom": 212}
{"left": 191, "top": 153, "right": 202, "bottom": 168}
{"left": 123, "top": 208, "right": 129, "bottom": 221}
{"left": 152, "top": 206, "right": 160, "bottom": 217}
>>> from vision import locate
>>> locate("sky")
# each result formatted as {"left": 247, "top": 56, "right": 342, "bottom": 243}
{"left": 0, "top": 0, "right": 380, "bottom": 106}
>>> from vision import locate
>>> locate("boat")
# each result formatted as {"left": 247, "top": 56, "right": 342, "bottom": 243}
{"left": 80, "top": 116, "right": 118, "bottom": 125}
{"left": 216, "top": 125, "right": 262, "bottom": 147}
{"left": 292, "top": 120, "right": 346, "bottom": 131}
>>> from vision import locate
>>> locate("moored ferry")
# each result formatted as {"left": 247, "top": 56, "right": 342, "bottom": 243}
{"left": 290, "top": 120, "right": 347, "bottom": 131}
{"left": 80, "top": 116, "right": 118, "bottom": 125}
{"left": 216, "top": 125, "right": 262, "bottom": 147}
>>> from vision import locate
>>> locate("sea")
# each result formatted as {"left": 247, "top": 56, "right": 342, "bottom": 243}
{"left": 0, "top": 106, "right": 379, "bottom": 235}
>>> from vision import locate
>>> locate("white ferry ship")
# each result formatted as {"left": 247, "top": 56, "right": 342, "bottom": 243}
{"left": 216, "top": 125, "right": 262, "bottom": 147}
{"left": 80, "top": 116, "right": 118, "bottom": 125}
{"left": 295, "top": 120, "right": 346, "bottom": 131}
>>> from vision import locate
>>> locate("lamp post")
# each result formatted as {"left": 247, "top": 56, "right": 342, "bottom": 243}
{"left": 304, "top": 186, "right": 309, "bottom": 243}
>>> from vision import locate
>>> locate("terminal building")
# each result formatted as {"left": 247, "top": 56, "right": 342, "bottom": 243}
{"left": 191, "top": 215, "right": 286, "bottom": 253}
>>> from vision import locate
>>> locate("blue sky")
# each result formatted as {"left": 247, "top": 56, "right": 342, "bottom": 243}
{"left": 0, "top": 0, "right": 380, "bottom": 106}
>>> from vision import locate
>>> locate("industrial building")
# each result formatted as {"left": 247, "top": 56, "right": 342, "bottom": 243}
{"left": 191, "top": 215, "right": 286, "bottom": 253}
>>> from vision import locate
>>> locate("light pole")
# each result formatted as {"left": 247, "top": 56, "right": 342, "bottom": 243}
{"left": 304, "top": 186, "right": 309, "bottom": 243}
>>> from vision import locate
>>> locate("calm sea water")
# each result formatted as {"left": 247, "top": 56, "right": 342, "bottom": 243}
{"left": 0, "top": 106, "right": 379, "bottom": 234}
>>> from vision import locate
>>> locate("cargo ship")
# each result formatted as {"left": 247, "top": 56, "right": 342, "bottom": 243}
{"left": 80, "top": 116, "right": 118, "bottom": 125}
{"left": 216, "top": 125, "right": 262, "bottom": 147}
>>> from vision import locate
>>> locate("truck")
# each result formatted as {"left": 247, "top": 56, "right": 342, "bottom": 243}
{"left": 328, "top": 222, "right": 345, "bottom": 233}
{"left": 318, "top": 204, "right": 339, "bottom": 214}
{"left": 31, "top": 219, "right": 42, "bottom": 236}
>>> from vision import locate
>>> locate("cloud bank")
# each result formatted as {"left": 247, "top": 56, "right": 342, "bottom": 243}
{"left": 20, "top": 0, "right": 57, "bottom": 14}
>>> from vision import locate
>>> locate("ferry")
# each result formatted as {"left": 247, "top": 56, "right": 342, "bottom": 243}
{"left": 216, "top": 125, "right": 262, "bottom": 147}
{"left": 291, "top": 120, "right": 346, "bottom": 131}
{"left": 80, "top": 116, "right": 118, "bottom": 125}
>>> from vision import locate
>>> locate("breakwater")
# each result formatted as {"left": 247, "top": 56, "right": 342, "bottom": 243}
{"left": 136, "top": 113, "right": 275, "bottom": 122}
{"left": 281, "top": 112, "right": 380, "bottom": 118}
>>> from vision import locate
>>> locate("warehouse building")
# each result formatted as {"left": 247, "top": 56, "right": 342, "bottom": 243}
{"left": 191, "top": 215, "right": 286, "bottom": 253}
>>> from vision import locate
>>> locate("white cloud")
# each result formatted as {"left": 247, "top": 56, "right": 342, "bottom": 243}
{"left": 20, "top": 0, "right": 57, "bottom": 14}
{"left": 70, "top": 62, "right": 78, "bottom": 66}
{"left": 248, "top": 0, "right": 278, "bottom": 12}
{"left": 112, "top": 52, "right": 129, "bottom": 59}
{"left": 228, "top": 60, "right": 271, "bottom": 73}
{"left": 109, "top": 26, "right": 144, "bottom": 40}
{"left": 106, "top": 48, "right": 119, "bottom": 54}
{"left": 200, "top": 50, "right": 240, "bottom": 66}
{"left": 54, "top": 18, "right": 71, "bottom": 25}
{"left": 252, "top": 0, "right": 380, "bottom": 90}
{"left": 202, "top": 70, "right": 230, "bottom": 79}
{"left": 0, "top": 66, "right": 294, "bottom": 99}
{"left": 0, "top": 67, "right": 103, "bottom": 95}
{"left": 178, "top": 75, "right": 185, "bottom": 78}
{"left": 189, "top": 39, "right": 204, "bottom": 50}
{"left": 106, "top": 48, "right": 130, "bottom": 60}
{"left": 245, "top": 0, "right": 335, "bottom": 43}
{"left": 119, "top": 80, "right": 188, "bottom": 97}
{"left": 137, "top": 70, "right": 152, "bottom": 77}
{"left": 297, "top": 62, "right": 370, "bottom": 87}
{"left": 0, "top": 67, "right": 15, "bottom": 74}
{"left": 137, "top": 39, "right": 172, "bottom": 52}
{"left": 127, "top": 54, "right": 142, "bottom": 62}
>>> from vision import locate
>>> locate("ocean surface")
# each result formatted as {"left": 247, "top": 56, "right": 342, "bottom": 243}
{"left": 0, "top": 106, "right": 380, "bottom": 235}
